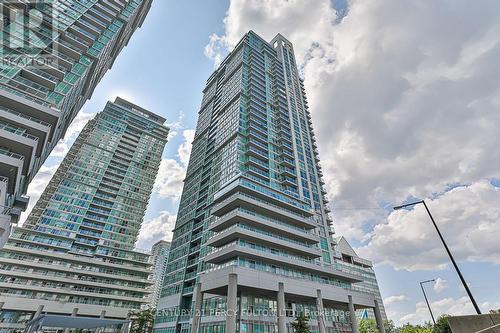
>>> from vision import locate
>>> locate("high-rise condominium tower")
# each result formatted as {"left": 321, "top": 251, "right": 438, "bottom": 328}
{"left": 155, "top": 31, "right": 385, "bottom": 333}
{"left": 0, "top": 0, "right": 153, "bottom": 247}
{"left": 0, "top": 98, "right": 169, "bottom": 332}
{"left": 150, "top": 240, "right": 172, "bottom": 308}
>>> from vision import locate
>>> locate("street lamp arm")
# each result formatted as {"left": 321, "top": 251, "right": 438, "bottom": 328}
{"left": 393, "top": 200, "right": 424, "bottom": 210}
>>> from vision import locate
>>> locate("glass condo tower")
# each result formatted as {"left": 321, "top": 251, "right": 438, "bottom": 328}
{"left": 0, "top": 97, "right": 169, "bottom": 331}
{"left": 155, "top": 31, "right": 386, "bottom": 333}
{"left": 0, "top": 0, "right": 153, "bottom": 248}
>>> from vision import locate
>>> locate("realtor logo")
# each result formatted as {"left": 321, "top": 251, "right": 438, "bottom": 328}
{"left": 0, "top": 0, "right": 58, "bottom": 68}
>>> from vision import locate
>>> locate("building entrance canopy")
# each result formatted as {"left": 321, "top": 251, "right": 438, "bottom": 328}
{"left": 24, "top": 315, "right": 131, "bottom": 333}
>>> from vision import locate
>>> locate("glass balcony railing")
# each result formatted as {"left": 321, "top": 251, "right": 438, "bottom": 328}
{"left": 0, "top": 105, "right": 51, "bottom": 127}
{"left": 215, "top": 207, "right": 313, "bottom": 236}
{"left": 0, "top": 120, "right": 39, "bottom": 141}
{"left": 0, "top": 147, "right": 25, "bottom": 160}
{"left": 209, "top": 223, "right": 315, "bottom": 249}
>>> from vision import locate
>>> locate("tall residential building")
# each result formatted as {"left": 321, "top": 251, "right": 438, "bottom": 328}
{"left": 333, "top": 236, "right": 387, "bottom": 321}
{"left": 0, "top": 0, "right": 153, "bottom": 247}
{"left": 0, "top": 98, "right": 169, "bottom": 332}
{"left": 150, "top": 240, "right": 172, "bottom": 308}
{"left": 154, "top": 31, "right": 385, "bottom": 333}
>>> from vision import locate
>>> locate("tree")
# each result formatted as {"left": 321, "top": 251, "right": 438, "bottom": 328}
{"left": 358, "top": 319, "right": 398, "bottom": 333}
{"left": 432, "top": 315, "right": 451, "bottom": 333}
{"left": 291, "top": 314, "right": 310, "bottom": 333}
{"left": 384, "top": 320, "right": 398, "bottom": 333}
{"left": 399, "top": 322, "right": 433, "bottom": 333}
{"left": 128, "top": 308, "right": 155, "bottom": 333}
{"left": 359, "top": 319, "right": 379, "bottom": 333}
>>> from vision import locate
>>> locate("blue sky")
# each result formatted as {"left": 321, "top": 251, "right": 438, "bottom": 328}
{"left": 24, "top": 0, "right": 500, "bottom": 326}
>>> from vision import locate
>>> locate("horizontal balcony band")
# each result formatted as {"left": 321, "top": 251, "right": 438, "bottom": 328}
{"left": 203, "top": 243, "right": 362, "bottom": 282}
{"left": 212, "top": 177, "right": 313, "bottom": 217}
{"left": 0, "top": 282, "right": 148, "bottom": 303}
{"left": 211, "top": 192, "right": 316, "bottom": 229}
{"left": 2, "top": 244, "right": 151, "bottom": 276}
{"left": 244, "top": 157, "right": 269, "bottom": 172}
{"left": 0, "top": 268, "right": 148, "bottom": 293}
{"left": 206, "top": 225, "right": 321, "bottom": 258}
{"left": 0, "top": 296, "right": 130, "bottom": 318}
{"left": 199, "top": 265, "right": 374, "bottom": 308}
{"left": 208, "top": 208, "right": 319, "bottom": 244}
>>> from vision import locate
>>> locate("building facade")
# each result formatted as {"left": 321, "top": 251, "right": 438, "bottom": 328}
{"left": 333, "top": 237, "right": 387, "bottom": 321}
{"left": 150, "top": 240, "right": 172, "bottom": 309}
{"left": 0, "top": 0, "right": 153, "bottom": 248}
{"left": 0, "top": 98, "right": 169, "bottom": 332}
{"left": 154, "top": 31, "right": 386, "bottom": 333}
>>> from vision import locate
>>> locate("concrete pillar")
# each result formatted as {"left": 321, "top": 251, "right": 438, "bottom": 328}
{"left": 121, "top": 314, "right": 131, "bottom": 333}
{"left": 192, "top": 282, "right": 203, "bottom": 333}
{"left": 226, "top": 273, "right": 238, "bottom": 333}
{"left": 96, "top": 310, "right": 106, "bottom": 333}
{"left": 316, "top": 289, "right": 327, "bottom": 333}
{"left": 374, "top": 300, "right": 386, "bottom": 333}
{"left": 348, "top": 296, "right": 359, "bottom": 333}
{"left": 122, "top": 321, "right": 130, "bottom": 333}
{"left": 64, "top": 307, "right": 78, "bottom": 333}
{"left": 277, "top": 282, "right": 286, "bottom": 333}
{"left": 33, "top": 305, "right": 44, "bottom": 318}
{"left": 29, "top": 305, "right": 44, "bottom": 333}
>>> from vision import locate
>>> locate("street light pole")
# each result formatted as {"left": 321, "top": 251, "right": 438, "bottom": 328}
{"left": 394, "top": 200, "right": 481, "bottom": 315}
{"left": 420, "top": 279, "right": 436, "bottom": 324}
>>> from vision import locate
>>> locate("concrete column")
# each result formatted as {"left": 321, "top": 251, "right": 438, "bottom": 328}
{"left": 33, "top": 305, "right": 44, "bottom": 318}
{"left": 96, "top": 310, "right": 106, "bottom": 333}
{"left": 316, "top": 289, "right": 327, "bottom": 333}
{"left": 374, "top": 300, "right": 386, "bottom": 333}
{"left": 348, "top": 296, "right": 359, "bottom": 333}
{"left": 122, "top": 321, "right": 130, "bottom": 333}
{"left": 192, "top": 282, "right": 203, "bottom": 333}
{"left": 121, "top": 314, "right": 131, "bottom": 333}
{"left": 277, "top": 282, "right": 286, "bottom": 333}
{"left": 226, "top": 273, "right": 238, "bottom": 333}
{"left": 64, "top": 307, "right": 78, "bottom": 333}
{"left": 30, "top": 305, "right": 44, "bottom": 333}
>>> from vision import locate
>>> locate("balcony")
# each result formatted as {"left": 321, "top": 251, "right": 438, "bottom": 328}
{"left": 200, "top": 265, "right": 373, "bottom": 308}
{"left": 204, "top": 242, "right": 362, "bottom": 282}
{"left": 212, "top": 177, "right": 313, "bottom": 217}
{"left": 208, "top": 208, "right": 318, "bottom": 243}
{"left": 206, "top": 224, "right": 321, "bottom": 258}
{"left": 211, "top": 192, "right": 315, "bottom": 230}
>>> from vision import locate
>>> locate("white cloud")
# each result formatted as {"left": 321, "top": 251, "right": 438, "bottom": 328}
{"left": 178, "top": 129, "right": 195, "bottom": 167}
{"left": 20, "top": 164, "right": 58, "bottom": 224}
{"left": 399, "top": 297, "right": 500, "bottom": 326}
{"left": 384, "top": 295, "right": 409, "bottom": 305}
{"left": 166, "top": 113, "right": 185, "bottom": 141}
{"left": 50, "top": 111, "right": 96, "bottom": 158}
{"left": 205, "top": 34, "right": 230, "bottom": 68}
{"left": 153, "top": 130, "right": 194, "bottom": 199}
{"left": 206, "top": 0, "right": 500, "bottom": 269}
{"left": 358, "top": 181, "right": 500, "bottom": 271}
{"left": 153, "top": 158, "right": 186, "bottom": 199}
{"left": 433, "top": 278, "right": 448, "bottom": 293}
{"left": 136, "top": 211, "right": 176, "bottom": 250}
